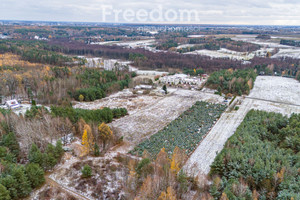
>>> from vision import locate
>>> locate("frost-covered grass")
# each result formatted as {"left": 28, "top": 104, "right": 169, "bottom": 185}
{"left": 74, "top": 89, "right": 164, "bottom": 114}
{"left": 110, "top": 89, "right": 225, "bottom": 147}
{"left": 130, "top": 101, "right": 226, "bottom": 157}
{"left": 272, "top": 48, "right": 300, "bottom": 59}
{"left": 185, "top": 48, "right": 254, "bottom": 60}
{"left": 248, "top": 76, "right": 300, "bottom": 105}
{"left": 49, "top": 153, "right": 129, "bottom": 200}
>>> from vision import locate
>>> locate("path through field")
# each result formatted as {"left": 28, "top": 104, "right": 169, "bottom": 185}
{"left": 184, "top": 98, "right": 253, "bottom": 176}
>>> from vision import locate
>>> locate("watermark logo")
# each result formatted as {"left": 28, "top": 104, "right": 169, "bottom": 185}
{"left": 101, "top": 5, "right": 200, "bottom": 23}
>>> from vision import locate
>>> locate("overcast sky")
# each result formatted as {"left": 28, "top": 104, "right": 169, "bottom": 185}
{"left": 1, "top": 0, "right": 300, "bottom": 25}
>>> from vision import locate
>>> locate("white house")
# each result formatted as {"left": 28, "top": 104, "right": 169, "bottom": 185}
{"left": 134, "top": 85, "right": 153, "bottom": 90}
{"left": 159, "top": 74, "right": 202, "bottom": 86}
{"left": 5, "top": 99, "right": 21, "bottom": 109}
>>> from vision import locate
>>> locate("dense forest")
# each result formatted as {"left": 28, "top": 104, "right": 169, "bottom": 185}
{"left": 0, "top": 53, "right": 132, "bottom": 104}
{"left": 0, "top": 109, "right": 64, "bottom": 200}
{"left": 0, "top": 40, "right": 73, "bottom": 66}
{"left": 280, "top": 39, "right": 300, "bottom": 47}
{"left": 176, "top": 37, "right": 261, "bottom": 53}
{"left": 206, "top": 69, "right": 257, "bottom": 95}
{"left": 1, "top": 38, "right": 299, "bottom": 75}
{"left": 46, "top": 39, "right": 300, "bottom": 73}
{"left": 210, "top": 110, "right": 300, "bottom": 200}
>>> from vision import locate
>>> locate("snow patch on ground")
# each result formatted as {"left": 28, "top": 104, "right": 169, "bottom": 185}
{"left": 248, "top": 76, "right": 300, "bottom": 105}
{"left": 73, "top": 89, "right": 163, "bottom": 115}
{"left": 272, "top": 48, "right": 300, "bottom": 59}
{"left": 110, "top": 89, "right": 225, "bottom": 148}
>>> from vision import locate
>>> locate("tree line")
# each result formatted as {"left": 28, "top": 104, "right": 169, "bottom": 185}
{"left": 206, "top": 68, "right": 257, "bottom": 95}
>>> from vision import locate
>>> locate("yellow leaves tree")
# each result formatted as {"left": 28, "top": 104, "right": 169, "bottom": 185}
{"left": 157, "top": 191, "right": 167, "bottom": 200}
{"left": 98, "top": 122, "right": 113, "bottom": 150}
{"left": 170, "top": 153, "right": 180, "bottom": 174}
{"left": 138, "top": 175, "right": 153, "bottom": 199}
{"left": 79, "top": 94, "right": 84, "bottom": 102}
{"left": 81, "top": 124, "right": 94, "bottom": 155}
{"left": 156, "top": 147, "right": 169, "bottom": 167}
{"left": 227, "top": 68, "right": 234, "bottom": 74}
{"left": 276, "top": 167, "right": 285, "bottom": 184}
{"left": 247, "top": 78, "right": 253, "bottom": 90}
{"left": 157, "top": 186, "right": 177, "bottom": 200}
{"left": 220, "top": 192, "right": 229, "bottom": 200}
{"left": 170, "top": 146, "right": 186, "bottom": 174}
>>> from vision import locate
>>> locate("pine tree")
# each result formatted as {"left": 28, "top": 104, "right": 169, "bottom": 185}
{"left": 81, "top": 164, "right": 92, "bottom": 178}
{"left": 1, "top": 132, "right": 20, "bottom": 158}
{"left": 0, "top": 176, "right": 18, "bottom": 199}
{"left": 28, "top": 143, "right": 43, "bottom": 166}
{"left": 162, "top": 85, "right": 167, "bottom": 94}
{"left": 43, "top": 144, "right": 57, "bottom": 170}
{"left": 94, "top": 143, "right": 100, "bottom": 156}
{"left": 10, "top": 166, "right": 32, "bottom": 198}
{"left": 54, "top": 140, "right": 64, "bottom": 160}
{"left": 0, "top": 184, "right": 11, "bottom": 200}
{"left": 25, "top": 163, "right": 45, "bottom": 188}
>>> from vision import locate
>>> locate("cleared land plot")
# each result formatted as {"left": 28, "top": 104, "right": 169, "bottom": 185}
{"left": 109, "top": 89, "right": 225, "bottom": 147}
{"left": 73, "top": 89, "right": 163, "bottom": 114}
{"left": 184, "top": 76, "right": 300, "bottom": 176}
{"left": 130, "top": 101, "right": 227, "bottom": 157}
{"left": 248, "top": 76, "right": 300, "bottom": 105}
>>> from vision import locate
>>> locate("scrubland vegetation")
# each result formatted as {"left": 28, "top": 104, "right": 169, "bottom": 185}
{"left": 130, "top": 101, "right": 226, "bottom": 157}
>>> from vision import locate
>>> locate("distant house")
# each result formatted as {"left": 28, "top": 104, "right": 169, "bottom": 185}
{"left": 159, "top": 74, "right": 202, "bottom": 86}
{"left": 5, "top": 99, "right": 21, "bottom": 109}
{"left": 134, "top": 85, "right": 153, "bottom": 90}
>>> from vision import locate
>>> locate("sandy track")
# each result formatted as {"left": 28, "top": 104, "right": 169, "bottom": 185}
{"left": 184, "top": 98, "right": 253, "bottom": 176}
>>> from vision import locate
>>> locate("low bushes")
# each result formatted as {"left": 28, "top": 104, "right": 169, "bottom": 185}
{"left": 50, "top": 106, "right": 127, "bottom": 124}
{"left": 73, "top": 87, "right": 105, "bottom": 101}
{"left": 130, "top": 101, "right": 226, "bottom": 157}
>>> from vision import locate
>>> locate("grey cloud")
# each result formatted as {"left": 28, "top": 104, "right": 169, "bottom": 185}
{"left": 0, "top": 0, "right": 300, "bottom": 25}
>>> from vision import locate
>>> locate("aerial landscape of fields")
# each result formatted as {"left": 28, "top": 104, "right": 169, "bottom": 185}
{"left": 0, "top": 0, "right": 300, "bottom": 200}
